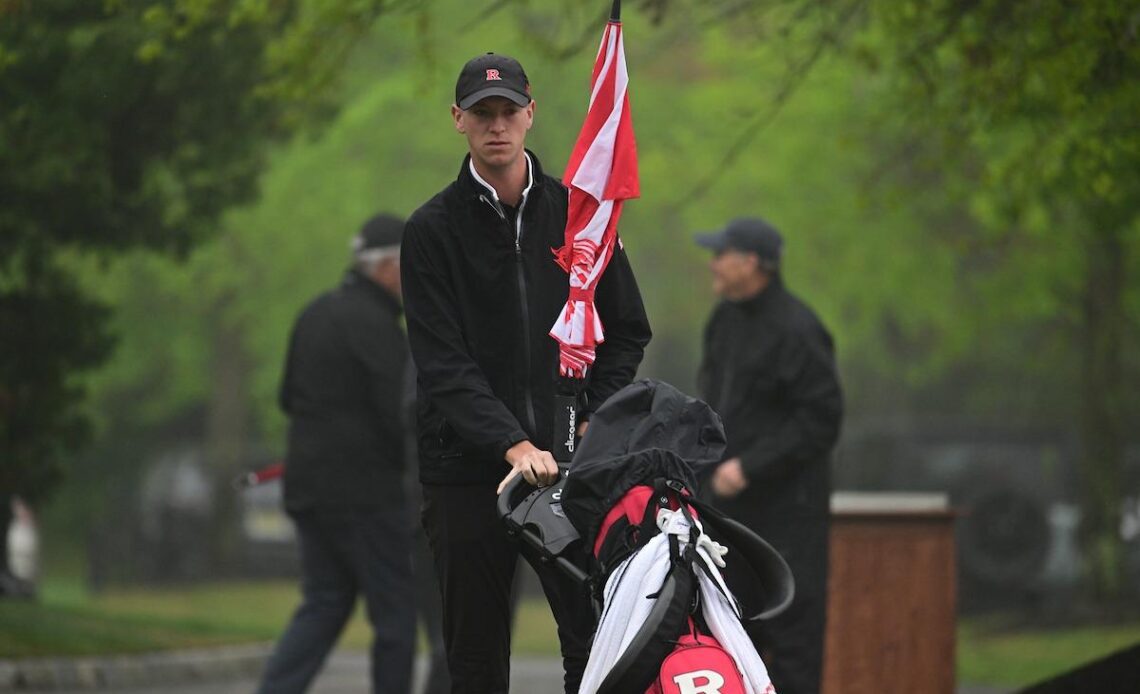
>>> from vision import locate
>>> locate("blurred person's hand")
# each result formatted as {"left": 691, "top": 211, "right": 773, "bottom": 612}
{"left": 576, "top": 420, "right": 589, "bottom": 437}
{"left": 498, "top": 441, "right": 559, "bottom": 494}
{"left": 711, "top": 458, "right": 748, "bottom": 498}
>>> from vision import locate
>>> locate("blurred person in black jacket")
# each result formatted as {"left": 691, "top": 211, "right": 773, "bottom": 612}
{"left": 401, "top": 53, "right": 651, "bottom": 694}
{"left": 695, "top": 217, "right": 844, "bottom": 694}
{"left": 258, "top": 214, "right": 414, "bottom": 694}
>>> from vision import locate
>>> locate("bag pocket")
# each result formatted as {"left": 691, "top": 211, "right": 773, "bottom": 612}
{"left": 655, "top": 631, "right": 748, "bottom": 694}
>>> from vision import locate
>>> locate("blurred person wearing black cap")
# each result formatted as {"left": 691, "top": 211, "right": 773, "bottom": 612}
{"left": 401, "top": 53, "right": 651, "bottom": 694}
{"left": 695, "top": 217, "right": 844, "bottom": 694}
{"left": 258, "top": 214, "right": 416, "bottom": 694}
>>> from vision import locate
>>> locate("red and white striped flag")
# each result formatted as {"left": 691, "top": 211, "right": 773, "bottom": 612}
{"left": 550, "top": 0, "right": 639, "bottom": 379}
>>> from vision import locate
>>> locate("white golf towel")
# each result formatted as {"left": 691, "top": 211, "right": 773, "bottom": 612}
{"left": 578, "top": 508, "right": 776, "bottom": 694}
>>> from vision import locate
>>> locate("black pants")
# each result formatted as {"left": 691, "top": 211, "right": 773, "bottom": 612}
{"left": 422, "top": 483, "right": 595, "bottom": 694}
{"left": 718, "top": 497, "right": 830, "bottom": 694}
{"left": 258, "top": 504, "right": 415, "bottom": 694}
{"left": 410, "top": 492, "right": 451, "bottom": 694}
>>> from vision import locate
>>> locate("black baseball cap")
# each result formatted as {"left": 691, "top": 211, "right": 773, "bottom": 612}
{"left": 695, "top": 217, "right": 784, "bottom": 265}
{"left": 455, "top": 53, "right": 532, "bottom": 110}
{"left": 352, "top": 213, "right": 404, "bottom": 253}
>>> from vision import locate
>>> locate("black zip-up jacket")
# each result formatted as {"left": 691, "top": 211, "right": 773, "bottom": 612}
{"left": 402, "top": 151, "right": 652, "bottom": 485}
{"left": 698, "top": 277, "right": 843, "bottom": 519}
{"left": 279, "top": 270, "right": 408, "bottom": 510}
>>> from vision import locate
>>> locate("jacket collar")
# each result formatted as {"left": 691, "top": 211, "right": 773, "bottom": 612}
{"left": 343, "top": 268, "right": 402, "bottom": 315}
{"left": 729, "top": 274, "right": 785, "bottom": 313}
{"left": 456, "top": 149, "right": 547, "bottom": 201}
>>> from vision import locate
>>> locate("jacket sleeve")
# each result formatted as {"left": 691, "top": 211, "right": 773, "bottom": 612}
{"left": 278, "top": 324, "right": 298, "bottom": 415}
{"left": 584, "top": 242, "right": 652, "bottom": 418}
{"left": 401, "top": 218, "right": 529, "bottom": 461}
{"left": 738, "top": 326, "right": 843, "bottom": 482}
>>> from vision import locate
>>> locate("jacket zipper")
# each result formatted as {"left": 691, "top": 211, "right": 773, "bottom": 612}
{"left": 479, "top": 193, "right": 539, "bottom": 439}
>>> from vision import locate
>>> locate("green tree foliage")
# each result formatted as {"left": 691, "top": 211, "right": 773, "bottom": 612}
{"left": 65, "top": 4, "right": 977, "bottom": 593}
{"left": 692, "top": 0, "right": 1140, "bottom": 597}
{"left": 75, "top": 3, "right": 941, "bottom": 448}
{"left": 0, "top": 0, "right": 398, "bottom": 504}
{"left": 0, "top": 275, "right": 113, "bottom": 505}
{"left": 853, "top": 0, "right": 1140, "bottom": 600}
{"left": 34, "top": 0, "right": 1140, "bottom": 601}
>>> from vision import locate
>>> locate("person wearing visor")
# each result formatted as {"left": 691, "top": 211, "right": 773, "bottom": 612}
{"left": 259, "top": 214, "right": 415, "bottom": 694}
{"left": 401, "top": 53, "right": 651, "bottom": 694}
{"left": 695, "top": 217, "right": 844, "bottom": 694}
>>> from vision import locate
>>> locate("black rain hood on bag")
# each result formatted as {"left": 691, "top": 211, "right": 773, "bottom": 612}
{"left": 564, "top": 385, "right": 792, "bottom": 693}
{"left": 562, "top": 379, "right": 726, "bottom": 552}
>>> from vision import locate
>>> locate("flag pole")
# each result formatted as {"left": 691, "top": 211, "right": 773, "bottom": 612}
{"left": 550, "top": 0, "right": 635, "bottom": 461}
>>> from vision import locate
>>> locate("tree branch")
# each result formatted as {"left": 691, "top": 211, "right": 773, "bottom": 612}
{"left": 671, "top": 0, "right": 867, "bottom": 211}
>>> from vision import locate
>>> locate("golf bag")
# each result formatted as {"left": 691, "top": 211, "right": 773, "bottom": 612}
{"left": 499, "top": 380, "right": 793, "bottom": 694}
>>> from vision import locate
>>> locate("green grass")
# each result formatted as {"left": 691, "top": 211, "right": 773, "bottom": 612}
{"left": 1, "top": 578, "right": 288, "bottom": 658}
{"left": 1, "top": 576, "right": 560, "bottom": 659}
{"left": 0, "top": 600, "right": 260, "bottom": 658}
{"left": 511, "top": 599, "right": 561, "bottom": 655}
{"left": 5, "top": 576, "right": 1140, "bottom": 689}
{"left": 957, "top": 618, "right": 1140, "bottom": 687}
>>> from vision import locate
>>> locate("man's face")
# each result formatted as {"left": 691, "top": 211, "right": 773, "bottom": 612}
{"left": 709, "top": 249, "right": 761, "bottom": 299}
{"left": 371, "top": 256, "right": 402, "bottom": 300}
{"left": 452, "top": 96, "right": 534, "bottom": 172}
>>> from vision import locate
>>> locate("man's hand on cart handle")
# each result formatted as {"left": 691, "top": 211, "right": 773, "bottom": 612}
{"left": 498, "top": 441, "right": 559, "bottom": 494}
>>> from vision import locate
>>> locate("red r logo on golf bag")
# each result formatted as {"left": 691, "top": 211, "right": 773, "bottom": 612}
{"left": 671, "top": 670, "right": 725, "bottom": 694}
{"left": 486, "top": 69, "right": 501, "bottom": 80}
{"left": 653, "top": 627, "right": 748, "bottom": 694}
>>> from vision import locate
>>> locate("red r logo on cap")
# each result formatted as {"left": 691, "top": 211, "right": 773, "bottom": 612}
{"left": 486, "top": 69, "right": 501, "bottom": 81}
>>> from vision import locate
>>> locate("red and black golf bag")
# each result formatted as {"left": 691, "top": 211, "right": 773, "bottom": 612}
{"left": 499, "top": 380, "right": 793, "bottom": 694}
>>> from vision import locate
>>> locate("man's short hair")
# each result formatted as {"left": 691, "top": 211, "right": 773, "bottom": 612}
{"left": 351, "top": 213, "right": 403, "bottom": 267}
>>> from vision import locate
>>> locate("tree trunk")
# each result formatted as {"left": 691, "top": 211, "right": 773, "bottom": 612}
{"left": 204, "top": 305, "right": 252, "bottom": 578}
{"left": 1078, "top": 226, "right": 1126, "bottom": 600}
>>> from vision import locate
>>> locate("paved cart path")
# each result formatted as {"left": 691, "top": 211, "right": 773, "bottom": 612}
{"left": 26, "top": 649, "right": 1013, "bottom": 694}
